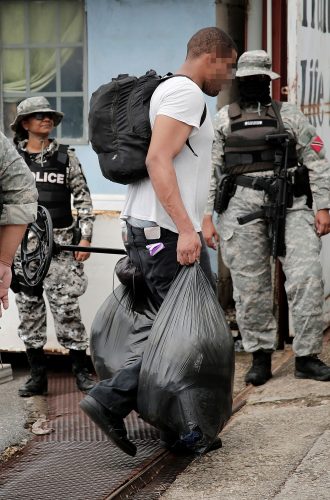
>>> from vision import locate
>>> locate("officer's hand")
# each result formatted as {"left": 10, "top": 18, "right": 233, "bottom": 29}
{"left": 0, "top": 262, "right": 12, "bottom": 317}
{"left": 74, "top": 239, "right": 91, "bottom": 262}
{"left": 177, "top": 230, "right": 201, "bottom": 265}
{"left": 315, "top": 209, "right": 330, "bottom": 236}
{"left": 202, "top": 214, "right": 219, "bottom": 250}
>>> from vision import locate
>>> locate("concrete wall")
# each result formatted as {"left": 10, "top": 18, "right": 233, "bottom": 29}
{"left": 287, "top": 0, "right": 330, "bottom": 323}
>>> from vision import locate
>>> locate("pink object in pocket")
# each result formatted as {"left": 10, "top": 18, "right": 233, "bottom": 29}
{"left": 146, "top": 242, "right": 165, "bottom": 256}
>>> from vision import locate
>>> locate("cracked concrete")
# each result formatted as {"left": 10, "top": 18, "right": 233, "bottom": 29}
{"left": 0, "top": 369, "right": 48, "bottom": 462}
{"left": 0, "top": 371, "right": 30, "bottom": 461}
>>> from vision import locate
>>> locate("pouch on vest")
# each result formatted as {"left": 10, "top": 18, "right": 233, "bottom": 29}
{"left": 214, "top": 174, "right": 237, "bottom": 214}
{"left": 88, "top": 70, "right": 206, "bottom": 184}
{"left": 293, "top": 165, "right": 313, "bottom": 208}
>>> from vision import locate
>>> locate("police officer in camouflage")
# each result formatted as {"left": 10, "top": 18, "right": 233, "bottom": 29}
{"left": 203, "top": 50, "right": 330, "bottom": 385}
{"left": 10, "top": 97, "right": 96, "bottom": 395}
{"left": 0, "top": 131, "right": 38, "bottom": 317}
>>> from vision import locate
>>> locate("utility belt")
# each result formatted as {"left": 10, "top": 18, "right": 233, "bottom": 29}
{"left": 214, "top": 165, "right": 312, "bottom": 215}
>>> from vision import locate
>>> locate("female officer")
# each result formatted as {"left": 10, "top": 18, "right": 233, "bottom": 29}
{"left": 10, "top": 96, "right": 95, "bottom": 396}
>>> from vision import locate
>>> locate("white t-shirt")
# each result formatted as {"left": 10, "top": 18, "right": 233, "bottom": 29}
{"left": 121, "top": 76, "right": 214, "bottom": 233}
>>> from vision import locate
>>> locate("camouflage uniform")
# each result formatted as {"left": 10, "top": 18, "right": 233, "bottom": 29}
{"left": 0, "top": 131, "right": 38, "bottom": 225}
{"left": 206, "top": 53, "right": 330, "bottom": 358}
{"left": 14, "top": 139, "right": 94, "bottom": 350}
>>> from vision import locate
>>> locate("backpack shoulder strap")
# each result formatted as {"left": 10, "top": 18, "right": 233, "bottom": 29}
{"left": 186, "top": 103, "right": 208, "bottom": 156}
{"left": 56, "top": 144, "right": 70, "bottom": 165}
{"left": 200, "top": 103, "right": 207, "bottom": 126}
{"left": 158, "top": 73, "right": 207, "bottom": 156}
{"left": 159, "top": 74, "right": 207, "bottom": 125}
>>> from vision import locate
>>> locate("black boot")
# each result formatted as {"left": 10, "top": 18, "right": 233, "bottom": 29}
{"left": 295, "top": 355, "right": 330, "bottom": 381}
{"left": 79, "top": 395, "right": 136, "bottom": 456}
{"left": 160, "top": 430, "right": 222, "bottom": 455}
{"left": 18, "top": 348, "right": 48, "bottom": 397}
{"left": 70, "top": 349, "right": 96, "bottom": 392}
{"left": 245, "top": 350, "right": 272, "bottom": 386}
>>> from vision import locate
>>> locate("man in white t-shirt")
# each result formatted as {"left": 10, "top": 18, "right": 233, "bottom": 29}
{"left": 81, "top": 27, "right": 237, "bottom": 457}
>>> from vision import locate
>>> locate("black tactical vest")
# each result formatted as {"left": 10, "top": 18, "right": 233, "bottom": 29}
{"left": 223, "top": 100, "right": 297, "bottom": 175}
{"left": 19, "top": 144, "right": 73, "bottom": 228}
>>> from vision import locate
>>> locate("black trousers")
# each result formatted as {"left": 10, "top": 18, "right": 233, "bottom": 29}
{"left": 89, "top": 224, "right": 215, "bottom": 417}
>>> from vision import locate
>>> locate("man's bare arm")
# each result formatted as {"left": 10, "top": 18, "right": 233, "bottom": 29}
{"left": 202, "top": 214, "right": 219, "bottom": 249}
{"left": 146, "top": 115, "right": 201, "bottom": 265}
{"left": 0, "top": 224, "right": 27, "bottom": 315}
{"left": 0, "top": 224, "right": 27, "bottom": 266}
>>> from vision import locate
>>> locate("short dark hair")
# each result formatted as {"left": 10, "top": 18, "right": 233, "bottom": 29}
{"left": 13, "top": 123, "right": 28, "bottom": 146}
{"left": 186, "top": 27, "right": 237, "bottom": 59}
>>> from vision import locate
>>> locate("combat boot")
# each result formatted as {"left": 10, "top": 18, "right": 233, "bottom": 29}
{"left": 295, "top": 355, "right": 330, "bottom": 381}
{"left": 70, "top": 349, "right": 96, "bottom": 392}
{"left": 19, "top": 347, "right": 48, "bottom": 397}
{"left": 245, "top": 350, "right": 272, "bottom": 386}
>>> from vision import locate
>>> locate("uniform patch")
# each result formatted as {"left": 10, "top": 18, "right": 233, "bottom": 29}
{"left": 311, "top": 136, "right": 324, "bottom": 153}
{"left": 244, "top": 120, "right": 263, "bottom": 126}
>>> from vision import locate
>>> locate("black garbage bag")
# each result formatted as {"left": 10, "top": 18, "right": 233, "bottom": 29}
{"left": 138, "top": 263, "right": 234, "bottom": 453}
{"left": 114, "top": 255, "right": 144, "bottom": 288}
{"left": 90, "top": 283, "right": 157, "bottom": 380}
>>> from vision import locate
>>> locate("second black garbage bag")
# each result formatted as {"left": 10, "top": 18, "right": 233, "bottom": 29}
{"left": 138, "top": 263, "right": 235, "bottom": 453}
{"left": 90, "top": 282, "right": 156, "bottom": 380}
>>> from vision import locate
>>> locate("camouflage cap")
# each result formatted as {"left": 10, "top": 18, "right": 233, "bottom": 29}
{"left": 236, "top": 50, "right": 280, "bottom": 80}
{"left": 10, "top": 96, "right": 64, "bottom": 131}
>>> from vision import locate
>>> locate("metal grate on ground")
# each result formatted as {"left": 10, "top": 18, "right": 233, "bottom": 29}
{"left": 0, "top": 373, "right": 162, "bottom": 500}
{"left": 0, "top": 441, "right": 163, "bottom": 500}
{"left": 37, "top": 373, "right": 159, "bottom": 442}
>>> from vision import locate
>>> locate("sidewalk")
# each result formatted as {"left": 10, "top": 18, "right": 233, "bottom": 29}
{"left": 0, "top": 371, "right": 30, "bottom": 460}
{"left": 161, "top": 336, "right": 330, "bottom": 500}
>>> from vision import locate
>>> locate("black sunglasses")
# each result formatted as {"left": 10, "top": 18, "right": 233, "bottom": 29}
{"left": 29, "top": 112, "right": 55, "bottom": 120}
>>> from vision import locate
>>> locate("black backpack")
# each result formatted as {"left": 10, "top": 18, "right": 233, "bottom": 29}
{"left": 88, "top": 70, "right": 206, "bottom": 185}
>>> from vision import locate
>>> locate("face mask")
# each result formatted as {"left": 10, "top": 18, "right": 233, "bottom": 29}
{"left": 238, "top": 78, "right": 271, "bottom": 104}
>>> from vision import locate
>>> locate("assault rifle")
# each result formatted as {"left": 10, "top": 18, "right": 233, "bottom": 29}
{"left": 237, "top": 133, "right": 293, "bottom": 260}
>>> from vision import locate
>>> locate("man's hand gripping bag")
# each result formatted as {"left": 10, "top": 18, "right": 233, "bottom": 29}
{"left": 90, "top": 283, "right": 156, "bottom": 380}
{"left": 138, "top": 264, "right": 234, "bottom": 452}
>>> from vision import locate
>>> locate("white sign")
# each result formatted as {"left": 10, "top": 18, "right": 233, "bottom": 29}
{"left": 288, "top": 0, "right": 330, "bottom": 151}
{"left": 288, "top": 0, "right": 330, "bottom": 306}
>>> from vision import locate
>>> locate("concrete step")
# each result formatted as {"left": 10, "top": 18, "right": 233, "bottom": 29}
{"left": 0, "top": 364, "right": 13, "bottom": 384}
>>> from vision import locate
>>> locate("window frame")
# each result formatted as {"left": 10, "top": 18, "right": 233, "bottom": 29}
{"left": 0, "top": 0, "right": 88, "bottom": 145}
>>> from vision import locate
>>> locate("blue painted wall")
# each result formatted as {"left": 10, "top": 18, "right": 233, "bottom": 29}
{"left": 78, "top": 0, "right": 216, "bottom": 195}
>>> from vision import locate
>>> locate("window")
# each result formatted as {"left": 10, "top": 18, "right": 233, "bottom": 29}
{"left": 0, "top": 0, "right": 87, "bottom": 143}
